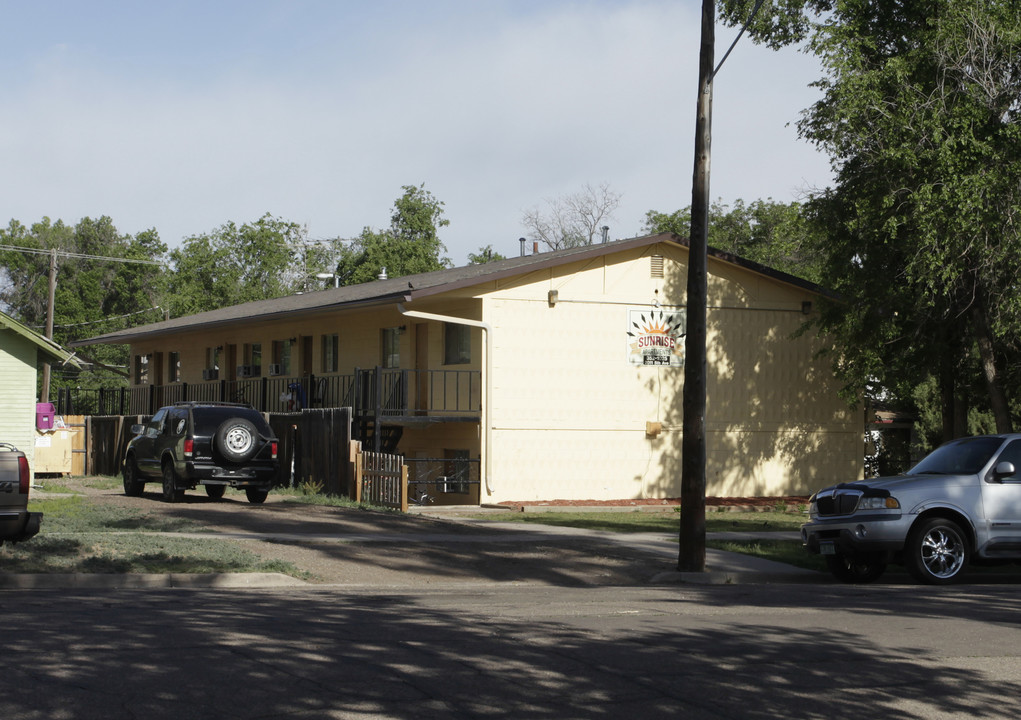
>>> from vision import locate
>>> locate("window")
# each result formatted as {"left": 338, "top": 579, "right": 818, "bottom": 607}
{"left": 444, "top": 323, "right": 471, "bottom": 365}
{"left": 272, "top": 340, "right": 292, "bottom": 375}
{"left": 243, "top": 343, "right": 262, "bottom": 377}
{"left": 322, "top": 334, "right": 339, "bottom": 373}
{"left": 995, "top": 441, "right": 1021, "bottom": 482}
{"left": 169, "top": 352, "right": 181, "bottom": 383}
{"left": 135, "top": 354, "right": 150, "bottom": 385}
{"left": 144, "top": 407, "right": 168, "bottom": 438}
{"left": 382, "top": 328, "right": 401, "bottom": 368}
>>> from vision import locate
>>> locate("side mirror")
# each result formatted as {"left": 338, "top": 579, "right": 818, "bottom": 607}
{"left": 130, "top": 424, "right": 144, "bottom": 435}
{"left": 994, "top": 461, "right": 1016, "bottom": 481}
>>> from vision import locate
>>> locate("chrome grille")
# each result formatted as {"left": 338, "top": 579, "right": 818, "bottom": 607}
{"left": 816, "top": 489, "right": 862, "bottom": 517}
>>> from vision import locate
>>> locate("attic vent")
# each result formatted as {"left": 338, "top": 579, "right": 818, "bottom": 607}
{"left": 650, "top": 255, "right": 664, "bottom": 278}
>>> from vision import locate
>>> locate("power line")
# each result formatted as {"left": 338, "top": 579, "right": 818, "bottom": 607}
{"left": 712, "top": 0, "right": 767, "bottom": 81}
{"left": 45, "top": 306, "right": 165, "bottom": 330}
{"left": 0, "top": 243, "right": 163, "bottom": 265}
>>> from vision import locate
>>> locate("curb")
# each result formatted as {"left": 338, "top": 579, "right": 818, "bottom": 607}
{"left": 651, "top": 570, "right": 828, "bottom": 585}
{"left": 0, "top": 572, "right": 306, "bottom": 590}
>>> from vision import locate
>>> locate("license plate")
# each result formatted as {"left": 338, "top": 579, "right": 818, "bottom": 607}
{"left": 820, "top": 542, "right": 836, "bottom": 555}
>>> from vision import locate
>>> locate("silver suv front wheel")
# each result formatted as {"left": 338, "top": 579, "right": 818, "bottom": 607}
{"left": 905, "top": 517, "right": 969, "bottom": 585}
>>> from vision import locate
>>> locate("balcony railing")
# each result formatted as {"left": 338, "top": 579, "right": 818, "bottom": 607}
{"left": 55, "top": 367, "right": 482, "bottom": 420}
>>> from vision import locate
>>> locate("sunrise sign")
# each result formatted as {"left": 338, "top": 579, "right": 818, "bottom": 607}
{"left": 627, "top": 308, "right": 686, "bottom": 367}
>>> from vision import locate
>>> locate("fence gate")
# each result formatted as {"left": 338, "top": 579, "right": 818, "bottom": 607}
{"left": 355, "top": 444, "right": 408, "bottom": 512}
{"left": 285, "top": 408, "right": 353, "bottom": 495}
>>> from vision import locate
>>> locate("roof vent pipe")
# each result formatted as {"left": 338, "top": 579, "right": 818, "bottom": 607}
{"left": 519, "top": 237, "right": 526, "bottom": 257}
{"left": 378, "top": 267, "right": 388, "bottom": 280}
{"left": 533, "top": 241, "right": 539, "bottom": 255}
{"left": 601, "top": 226, "right": 609, "bottom": 244}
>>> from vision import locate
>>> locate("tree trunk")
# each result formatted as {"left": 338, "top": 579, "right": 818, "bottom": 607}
{"left": 938, "top": 354, "right": 970, "bottom": 441}
{"left": 971, "top": 304, "right": 1013, "bottom": 434}
{"left": 939, "top": 359, "right": 956, "bottom": 443}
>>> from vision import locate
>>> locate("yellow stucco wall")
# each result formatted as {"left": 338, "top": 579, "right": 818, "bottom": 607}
{"left": 477, "top": 241, "right": 862, "bottom": 502}
{"left": 125, "top": 240, "right": 862, "bottom": 502}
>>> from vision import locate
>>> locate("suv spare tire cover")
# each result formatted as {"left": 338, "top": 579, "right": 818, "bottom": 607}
{"left": 214, "top": 417, "right": 260, "bottom": 463}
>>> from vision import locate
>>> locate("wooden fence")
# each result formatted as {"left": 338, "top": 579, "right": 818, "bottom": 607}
{"left": 50, "top": 408, "right": 409, "bottom": 511}
{"left": 354, "top": 443, "right": 408, "bottom": 512}
{"left": 63, "top": 408, "right": 355, "bottom": 494}
{"left": 287, "top": 408, "right": 353, "bottom": 496}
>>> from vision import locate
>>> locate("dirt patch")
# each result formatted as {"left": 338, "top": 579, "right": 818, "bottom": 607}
{"left": 35, "top": 478, "right": 677, "bottom": 586}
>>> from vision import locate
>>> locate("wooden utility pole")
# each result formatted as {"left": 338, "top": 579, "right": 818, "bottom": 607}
{"left": 678, "top": 0, "right": 714, "bottom": 572}
{"left": 40, "top": 248, "right": 58, "bottom": 403}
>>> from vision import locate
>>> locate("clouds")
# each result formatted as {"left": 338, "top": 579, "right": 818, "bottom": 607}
{"left": 1, "top": 1, "right": 831, "bottom": 263}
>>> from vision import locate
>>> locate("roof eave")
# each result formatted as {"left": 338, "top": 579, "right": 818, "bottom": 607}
{"left": 70, "top": 291, "right": 414, "bottom": 347}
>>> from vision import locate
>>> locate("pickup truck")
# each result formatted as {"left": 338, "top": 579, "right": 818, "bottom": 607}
{"left": 0, "top": 443, "right": 42, "bottom": 545}
{"left": 802, "top": 434, "right": 1021, "bottom": 584}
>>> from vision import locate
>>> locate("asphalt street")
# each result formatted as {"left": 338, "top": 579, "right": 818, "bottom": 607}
{"left": 6, "top": 487, "right": 1021, "bottom": 718}
{"left": 4, "top": 582, "right": 1021, "bottom": 719}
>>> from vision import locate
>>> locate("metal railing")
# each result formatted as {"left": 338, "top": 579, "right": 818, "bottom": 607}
{"left": 56, "top": 368, "right": 481, "bottom": 419}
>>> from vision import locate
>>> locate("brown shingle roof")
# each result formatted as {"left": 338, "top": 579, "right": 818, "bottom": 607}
{"left": 73, "top": 233, "right": 827, "bottom": 347}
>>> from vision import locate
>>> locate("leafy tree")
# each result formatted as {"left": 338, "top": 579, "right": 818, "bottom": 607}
{"left": 521, "top": 183, "right": 621, "bottom": 251}
{"left": 0, "top": 216, "right": 168, "bottom": 393}
{"left": 167, "top": 214, "right": 310, "bottom": 316}
{"left": 335, "top": 184, "right": 451, "bottom": 284}
{"left": 467, "top": 245, "right": 507, "bottom": 265}
{"left": 719, "top": 0, "right": 1021, "bottom": 437}
{"left": 643, "top": 199, "right": 824, "bottom": 282}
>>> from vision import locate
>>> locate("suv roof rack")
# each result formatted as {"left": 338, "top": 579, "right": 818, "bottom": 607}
{"left": 172, "top": 401, "right": 254, "bottom": 410}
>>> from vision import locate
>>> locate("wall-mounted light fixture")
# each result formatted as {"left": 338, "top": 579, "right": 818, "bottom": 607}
{"left": 802, "top": 301, "right": 813, "bottom": 315}
{"left": 548, "top": 289, "right": 559, "bottom": 307}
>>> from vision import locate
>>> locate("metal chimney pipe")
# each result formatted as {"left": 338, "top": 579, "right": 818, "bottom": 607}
{"left": 519, "top": 238, "right": 526, "bottom": 257}
{"left": 378, "top": 266, "right": 388, "bottom": 280}
{"left": 601, "top": 226, "right": 609, "bottom": 244}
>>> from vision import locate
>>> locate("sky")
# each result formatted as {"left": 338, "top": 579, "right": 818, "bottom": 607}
{"left": 1, "top": 0, "right": 833, "bottom": 266}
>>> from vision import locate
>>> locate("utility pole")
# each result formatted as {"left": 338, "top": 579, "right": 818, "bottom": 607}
{"left": 678, "top": 0, "right": 714, "bottom": 572}
{"left": 40, "top": 248, "right": 58, "bottom": 403}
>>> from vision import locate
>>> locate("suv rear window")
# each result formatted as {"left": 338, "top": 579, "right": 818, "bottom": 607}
{"left": 191, "top": 406, "right": 271, "bottom": 435}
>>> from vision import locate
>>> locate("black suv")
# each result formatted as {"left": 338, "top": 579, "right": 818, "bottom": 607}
{"left": 123, "top": 402, "right": 279, "bottom": 504}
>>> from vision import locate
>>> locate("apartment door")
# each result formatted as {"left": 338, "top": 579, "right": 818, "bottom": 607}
{"left": 301, "top": 336, "right": 313, "bottom": 376}
{"left": 225, "top": 345, "right": 237, "bottom": 381}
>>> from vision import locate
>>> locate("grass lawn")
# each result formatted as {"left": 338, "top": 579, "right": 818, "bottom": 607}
{"left": 1, "top": 489, "right": 308, "bottom": 578}
{"left": 468, "top": 508, "right": 807, "bottom": 534}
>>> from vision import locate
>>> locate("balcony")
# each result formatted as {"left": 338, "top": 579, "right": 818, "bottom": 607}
{"left": 57, "top": 367, "right": 482, "bottom": 424}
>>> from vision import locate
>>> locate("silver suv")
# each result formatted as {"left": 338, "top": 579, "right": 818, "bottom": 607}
{"left": 0, "top": 442, "right": 41, "bottom": 545}
{"left": 802, "top": 434, "right": 1021, "bottom": 584}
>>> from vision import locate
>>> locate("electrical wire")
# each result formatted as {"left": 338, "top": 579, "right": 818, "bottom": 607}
{"left": 0, "top": 243, "right": 164, "bottom": 266}
{"left": 712, "top": 0, "right": 767, "bottom": 81}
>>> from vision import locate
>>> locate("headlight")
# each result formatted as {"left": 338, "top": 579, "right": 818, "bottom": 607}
{"left": 857, "top": 496, "right": 900, "bottom": 511}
